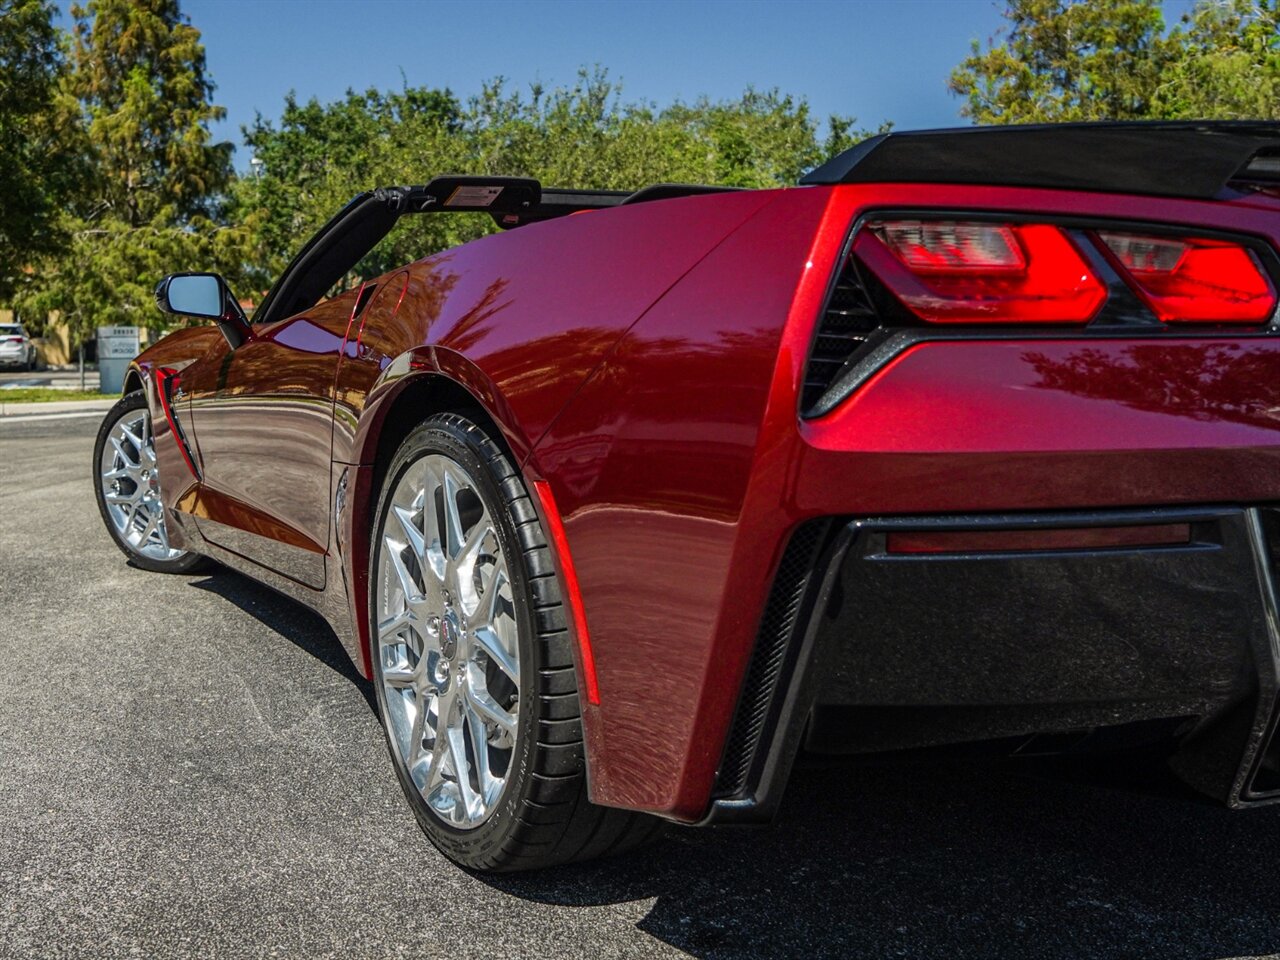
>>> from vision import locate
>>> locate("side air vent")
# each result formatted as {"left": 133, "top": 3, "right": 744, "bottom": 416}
{"left": 801, "top": 255, "right": 882, "bottom": 415}
{"left": 715, "top": 519, "right": 829, "bottom": 798}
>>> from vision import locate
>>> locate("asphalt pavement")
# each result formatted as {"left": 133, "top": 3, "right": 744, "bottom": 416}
{"left": 3, "top": 416, "right": 1280, "bottom": 959}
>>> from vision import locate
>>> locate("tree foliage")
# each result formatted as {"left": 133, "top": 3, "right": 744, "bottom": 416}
{"left": 68, "top": 0, "right": 230, "bottom": 225}
{"left": 950, "top": 0, "right": 1280, "bottom": 124}
{"left": 1156, "top": 0, "right": 1280, "bottom": 119}
{"left": 236, "top": 68, "right": 888, "bottom": 290}
{"left": 16, "top": 0, "right": 246, "bottom": 344}
{"left": 0, "top": 0, "right": 82, "bottom": 301}
{"left": 948, "top": 0, "right": 1172, "bottom": 122}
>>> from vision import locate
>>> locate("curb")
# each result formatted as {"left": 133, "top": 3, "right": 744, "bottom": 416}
{"left": 0, "top": 399, "right": 117, "bottom": 417}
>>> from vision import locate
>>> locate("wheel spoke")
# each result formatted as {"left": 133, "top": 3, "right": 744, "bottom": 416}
{"left": 406, "top": 695, "right": 427, "bottom": 767}
{"left": 385, "top": 542, "right": 421, "bottom": 604}
{"left": 493, "top": 566, "right": 513, "bottom": 619}
{"left": 110, "top": 437, "right": 139, "bottom": 469}
{"left": 392, "top": 502, "right": 426, "bottom": 564}
{"left": 466, "top": 685, "right": 516, "bottom": 735}
{"left": 382, "top": 649, "right": 419, "bottom": 688}
{"left": 154, "top": 511, "right": 171, "bottom": 551}
{"left": 119, "top": 422, "right": 144, "bottom": 452}
{"left": 420, "top": 461, "right": 448, "bottom": 582}
{"left": 425, "top": 714, "right": 449, "bottom": 792}
{"left": 472, "top": 625, "right": 518, "bottom": 683}
{"left": 458, "top": 521, "right": 491, "bottom": 570}
{"left": 135, "top": 508, "right": 160, "bottom": 547}
{"left": 446, "top": 718, "right": 477, "bottom": 814}
{"left": 442, "top": 468, "right": 466, "bottom": 559}
{"left": 464, "top": 701, "right": 494, "bottom": 800}
{"left": 377, "top": 608, "right": 413, "bottom": 642}
{"left": 456, "top": 524, "right": 495, "bottom": 617}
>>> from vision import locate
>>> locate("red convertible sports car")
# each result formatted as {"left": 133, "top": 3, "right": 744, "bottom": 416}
{"left": 95, "top": 121, "right": 1280, "bottom": 870}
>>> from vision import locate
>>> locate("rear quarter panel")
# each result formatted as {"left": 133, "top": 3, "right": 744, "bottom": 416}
{"left": 337, "top": 189, "right": 779, "bottom": 466}
{"left": 335, "top": 189, "right": 781, "bottom": 681}
{"left": 529, "top": 186, "right": 842, "bottom": 818}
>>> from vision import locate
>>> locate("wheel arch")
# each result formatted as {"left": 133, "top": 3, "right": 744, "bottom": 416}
{"left": 122, "top": 366, "right": 144, "bottom": 396}
{"left": 365, "top": 372, "right": 508, "bottom": 495}
{"left": 342, "top": 369, "right": 523, "bottom": 683}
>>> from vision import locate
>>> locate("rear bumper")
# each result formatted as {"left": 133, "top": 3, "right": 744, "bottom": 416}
{"left": 705, "top": 505, "right": 1280, "bottom": 823}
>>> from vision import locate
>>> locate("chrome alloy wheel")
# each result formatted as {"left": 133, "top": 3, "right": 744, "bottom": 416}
{"left": 375, "top": 453, "right": 521, "bottom": 830}
{"left": 98, "top": 406, "right": 185, "bottom": 562}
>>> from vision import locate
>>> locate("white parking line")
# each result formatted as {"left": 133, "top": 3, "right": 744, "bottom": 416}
{"left": 0, "top": 411, "right": 106, "bottom": 423}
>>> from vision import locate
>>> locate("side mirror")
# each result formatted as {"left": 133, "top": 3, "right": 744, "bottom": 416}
{"left": 154, "top": 272, "right": 250, "bottom": 348}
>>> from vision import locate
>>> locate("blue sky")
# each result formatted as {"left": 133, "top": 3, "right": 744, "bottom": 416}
{"left": 85, "top": 0, "right": 1200, "bottom": 164}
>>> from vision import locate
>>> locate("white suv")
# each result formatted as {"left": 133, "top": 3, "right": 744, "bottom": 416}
{"left": 0, "top": 324, "right": 37, "bottom": 370}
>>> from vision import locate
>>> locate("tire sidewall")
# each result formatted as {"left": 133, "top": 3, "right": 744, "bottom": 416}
{"left": 369, "top": 415, "right": 542, "bottom": 866}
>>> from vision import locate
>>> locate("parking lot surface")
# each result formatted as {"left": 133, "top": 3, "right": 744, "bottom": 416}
{"left": 3, "top": 415, "right": 1280, "bottom": 959}
{"left": 0, "top": 369, "right": 89, "bottom": 390}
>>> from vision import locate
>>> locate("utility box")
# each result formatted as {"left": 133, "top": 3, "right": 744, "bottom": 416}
{"left": 97, "top": 326, "right": 140, "bottom": 394}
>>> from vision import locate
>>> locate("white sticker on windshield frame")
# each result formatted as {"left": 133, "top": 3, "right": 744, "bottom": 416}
{"left": 444, "top": 185, "right": 505, "bottom": 208}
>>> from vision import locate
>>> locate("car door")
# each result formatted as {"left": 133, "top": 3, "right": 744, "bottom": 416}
{"left": 168, "top": 192, "right": 401, "bottom": 588}
{"left": 179, "top": 288, "right": 369, "bottom": 589}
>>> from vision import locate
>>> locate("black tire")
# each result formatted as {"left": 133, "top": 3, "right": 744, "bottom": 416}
{"left": 370, "top": 413, "right": 661, "bottom": 871}
{"left": 93, "top": 390, "right": 208, "bottom": 574}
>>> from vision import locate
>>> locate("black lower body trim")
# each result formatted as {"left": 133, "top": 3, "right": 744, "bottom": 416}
{"left": 713, "top": 519, "right": 830, "bottom": 799}
{"left": 703, "top": 505, "right": 1280, "bottom": 824}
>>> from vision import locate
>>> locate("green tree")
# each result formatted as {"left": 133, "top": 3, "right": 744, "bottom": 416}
{"left": 236, "top": 85, "right": 466, "bottom": 292}
{"left": 236, "top": 68, "right": 887, "bottom": 285}
{"left": 1155, "top": 0, "right": 1280, "bottom": 119}
{"left": 0, "top": 0, "right": 82, "bottom": 302}
{"left": 68, "top": 0, "right": 230, "bottom": 225}
{"left": 948, "top": 0, "right": 1173, "bottom": 123}
{"left": 949, "top": 0, "right": 1280, "bottom": 124}
{"left": 17, "top": 0, "right": 246, "bottom": 344}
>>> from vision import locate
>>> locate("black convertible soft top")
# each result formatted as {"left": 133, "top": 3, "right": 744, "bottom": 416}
{"left": 800, "top": 121, "right": 1280, "bottom": 200}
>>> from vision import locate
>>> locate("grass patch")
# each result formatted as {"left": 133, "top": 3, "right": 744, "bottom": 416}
{"left": 0, "top": 388, "right": 119, "bottom": 403}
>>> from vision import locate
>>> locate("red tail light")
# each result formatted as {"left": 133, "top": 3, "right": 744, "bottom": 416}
{"left": 1098, "top": 232, "right": 1277, "bottom": 324}
{"left": 855, "top": 220, "right": 1106, "bottom": 324}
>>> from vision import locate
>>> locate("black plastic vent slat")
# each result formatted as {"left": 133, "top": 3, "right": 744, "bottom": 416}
{"left": 801, "top": 257, "right": 881, "bottom": 414}
{"left": 1250, "top": 508, "right": 1280, "bottom": 798}
{"left": 715, "top": 520, "right": 828, "bottom": 798}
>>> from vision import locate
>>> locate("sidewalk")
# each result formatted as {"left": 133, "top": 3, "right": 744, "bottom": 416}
{"left": 0, "top": 398, "right": 116, "bottom": 418}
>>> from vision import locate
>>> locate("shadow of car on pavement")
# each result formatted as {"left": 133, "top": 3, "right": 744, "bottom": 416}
{"left": 188, "top": 565, "right": 1280, "bottom": 959}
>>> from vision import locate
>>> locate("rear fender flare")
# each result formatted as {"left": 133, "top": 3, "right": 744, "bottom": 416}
{"left": 341, "top": 348, "right": 535, "bottom": 680}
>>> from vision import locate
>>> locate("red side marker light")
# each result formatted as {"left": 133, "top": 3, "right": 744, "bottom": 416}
{"left": 856, "top": 220, "right": 1106, "bottom": 324}
{"left": 531, "top": 480, "right": 600, "bottom": 705}
{"left": 1098, "top": 232, "right": 1277, "bottom": 324}
{"left": 887, "top": 523, "right": 1192, "bottom": 555}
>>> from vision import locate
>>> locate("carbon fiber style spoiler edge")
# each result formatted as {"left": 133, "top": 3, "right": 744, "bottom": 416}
{"left": 800, "top": 121, "right": 1280, "bottom": 200}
